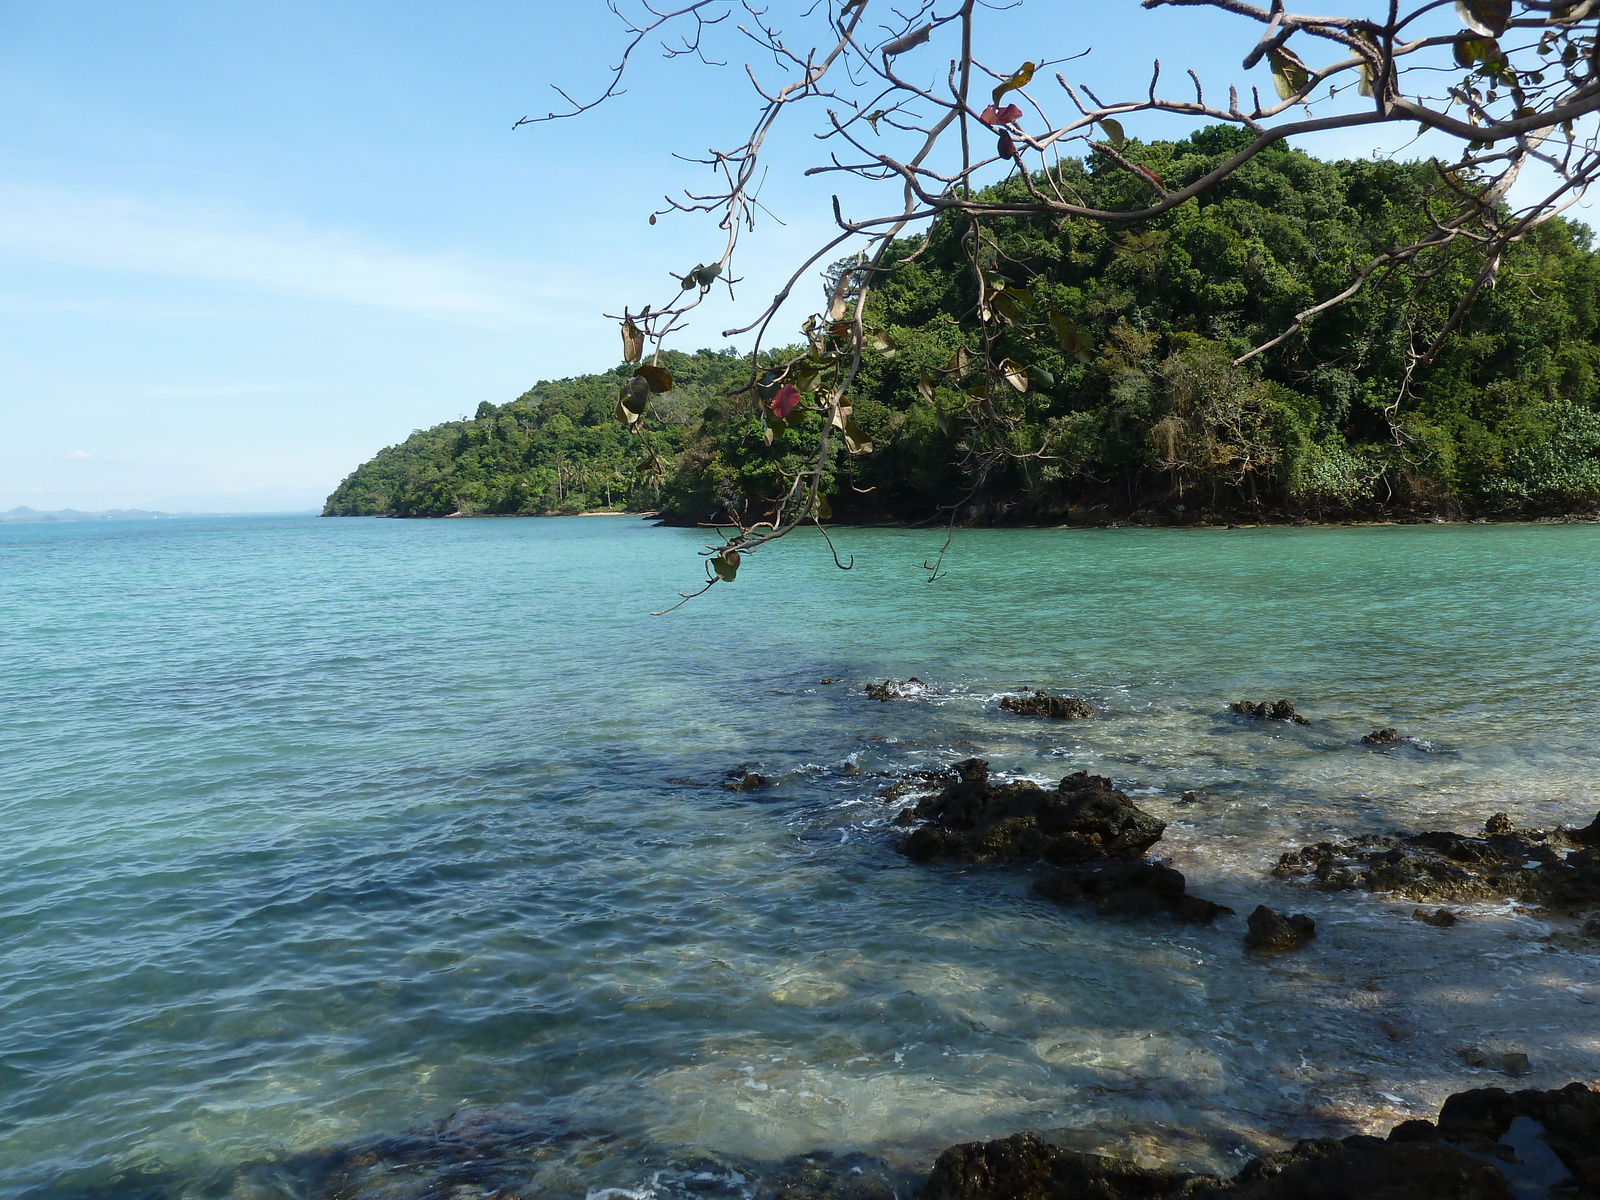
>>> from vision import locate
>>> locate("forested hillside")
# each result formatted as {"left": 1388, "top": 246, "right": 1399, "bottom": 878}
{"left": 327, "top": 128, "right": 1600, "bottom": 522}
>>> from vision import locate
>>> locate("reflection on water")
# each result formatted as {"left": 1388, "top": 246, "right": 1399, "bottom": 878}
{"left": 2, "top": 516, "right": 1598, "bottom": 1197}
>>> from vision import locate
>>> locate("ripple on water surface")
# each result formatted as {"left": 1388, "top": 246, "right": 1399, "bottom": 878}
{"left": 2, "top": 516, "right": 1599, "bottom": 1197}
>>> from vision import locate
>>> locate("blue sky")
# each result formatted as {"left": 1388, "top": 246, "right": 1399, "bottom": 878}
{"left": 0, "top": 0, "right": 1558, "bottom": 512}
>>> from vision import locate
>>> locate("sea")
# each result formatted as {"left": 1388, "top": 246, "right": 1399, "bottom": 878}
{"left": 3, "top": 514, "right": 1599, "bottom": 1199}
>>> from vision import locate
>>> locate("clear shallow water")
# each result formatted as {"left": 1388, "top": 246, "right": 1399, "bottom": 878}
{"left": 3, "top": 516, "right": 1599, "bottom": 1198}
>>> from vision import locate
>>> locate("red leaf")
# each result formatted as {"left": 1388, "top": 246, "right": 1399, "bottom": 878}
{"left": 978, "top": 103, "right": 1022, "bottom": 127}
{"left": 771, "top": 384, "right": 803, "bottom": 419}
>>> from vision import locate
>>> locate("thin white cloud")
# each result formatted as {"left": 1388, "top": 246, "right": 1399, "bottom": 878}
{"left": 0, "top": 184, "right": 582, "bottom": 327}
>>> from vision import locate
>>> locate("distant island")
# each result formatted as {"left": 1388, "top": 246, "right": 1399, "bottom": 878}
{"left": 324, "top": 128, "right": 1600, "bottom": 527}
{"left": 1, "top": 507, "right": 182, "bottom": 523}
{"left": 1, "top": 508, "right": 317, "bottom": 523}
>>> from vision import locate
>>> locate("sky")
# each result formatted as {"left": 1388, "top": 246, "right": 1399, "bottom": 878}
{"left": 0, "top": 0, "right": 1571, "bottom": 513}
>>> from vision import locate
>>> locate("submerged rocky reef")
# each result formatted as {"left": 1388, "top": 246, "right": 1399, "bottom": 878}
{"left": 925, "top": 1083, "right": 1600, "bottom": 1199}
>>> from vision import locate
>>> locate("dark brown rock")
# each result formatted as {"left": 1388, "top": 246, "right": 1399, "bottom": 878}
{"left": 1362, "top": 727, "right": 1402, "bottom": 744}
{"left": 1273, "top": 813, "right": 1600, "bottom": 914}
{"left": 921, "top": 1085, "right": 1600, "bottom": 1199}
{"left": 1033, "top": 860, "right": 1233, "bottom": 923}
{"left": 1243, "top": 905, "right": 1316, "bottom": 951}
{"left": 1000, "top": 690, "right": 1095, "bottom": 720}
{"left": 1412, "top": 907, "right": 1458, "bottom": 927}
{"left": 865, "top": 677, "right": 927, "bottom": 701}
{"left": 923, "top": 1131, "right": 1203, "bottom": 1200}
{"left": 899, "top": 764, "right": 1165, "bottom": 866}
{"left": 1231, "top": 699, "right": 1311, "bottom": 725}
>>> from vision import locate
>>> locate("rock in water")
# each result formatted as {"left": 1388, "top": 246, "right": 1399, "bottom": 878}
{"left": 923, "top": 1084, "right": 1600, "bottom": 1198}
{"left": 897, "top": 761, "right": 1230, "bottom": 922}
{"left": 924, "top": 1132, "right": 1202, "bottom": 1200}
{"left": 864, "top": 677, "right": 927, "bottom": 701}
{"left": 1243, "top": 904, "right": 1316, "bottom": 950}
{"left": 999, "top": 690, "right": 1095, "bottom": 720}
{"left": 1034, "top": 860, "right": 1233, "bottom": 923}
{"left": 1273, "top": 811, "right": 1600, "bottom": 913}
{"left": 1413, "top": 907, "right": 1459, "bottom": 927}
{"left": 1363, "top": 727, "right": 1402, "bottom": 744}
{"left": 898, "top": 762, "right": 1165, "bottom": 865}
{"left": 1231, "top": 699, "right": 1311, "bottom": 725}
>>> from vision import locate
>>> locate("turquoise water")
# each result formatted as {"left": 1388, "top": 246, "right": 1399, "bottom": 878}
{"left": 3, "top": 516, "right": 1600, "bottom": 1198}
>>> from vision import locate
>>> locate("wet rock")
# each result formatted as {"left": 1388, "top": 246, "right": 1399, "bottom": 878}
{"left": 1033, "top": 860, "right": 1233, "bottom": 923}
{"left": 1485, "top": 812, "right": 1516, "bottom": 836}
{"left": 1230, "top": 699, "right": 1311, "bottom": 725}
{"left": 923, "top": 1086, "right": 1600, "bottom": 1199}
{"left": 1000, "top": 690, "right": 1095, "bottom": 720}
{"left": 923, "top": 1131, "right": 1204, "bottom": 1200}
{"left": 1412, "top": 907, "right": 1458, "bottom": 927}
{"left": 898, "top": 762, "right": 1165, "bottom": 866}
{"left": 1362, "top": 727, "right": 1402, "bottom": 744}
{"left": 1243, "top": 905, "right": 1316, "bottom": 951}
{"left": 865, "top": 677, "right": 927, "bottom": 701}
{"left": 1499, "top": 1052, "right": 1531, "bottom": 1076}
{"left": 721, "top": 768, "right": 773, "bottom": 792}
{"left": 1461, "top": 1046, "right": 1490, "bottom": 1068}
{"left": 1177, "top": 791, "right": 1200, "bottom": 805}
{"left": 899, "top": 761, "right": 1231, "bottom": 923}
{"left": 1273, "top": 812, "right": 1600, "bottom": 914}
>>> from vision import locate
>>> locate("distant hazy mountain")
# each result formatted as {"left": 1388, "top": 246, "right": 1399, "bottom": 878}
{"left": 0, "top": 506, "right": 181, "bottom": 523}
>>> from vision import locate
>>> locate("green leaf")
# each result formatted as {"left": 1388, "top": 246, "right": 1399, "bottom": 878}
{"left": 882, "top": 24, "right": 931, "bottom": 56}
{"left": 1268, "top": 46, "right": 1312, "bottom": 101}
{"left": 1099, "top": 117, "right": 1126, "bottom": 148}
{"left": 1455, "top": 35, "right": 1500, "bottom": 67}
{"left": 1027, "top": 364, "right": 1056, "bottom": 390}
{"left": 842, "top": 417, "right": 873, "bottom": 454}
{"left": 1456, "top": 0, "right": 1511, "bottom": 36}
{"left": 990, "top": 289, "right": 1027, "bottom": 326}
{"left": 693, "top": 262, "right": 723, "bottom": 287}
{"left": 763, "top": 413, "right": 785, "bottom": 445}
{"left": 869, "top": 330, "right": 898, "bottom": 358}
{"left": 712, "top": 550, "right": 740, "bottom": 582}
{"left": 634, "top": 364, "right": 674, "bottom": 393}
{"left": 1048, "top": 310, "right": 1094, "bottom": 363}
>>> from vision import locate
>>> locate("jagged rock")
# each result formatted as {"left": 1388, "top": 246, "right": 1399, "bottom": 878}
{"left": 1034, "top": 860, "right": 1233, "bottom": 923}
{"left": 1000, "top": 690, "right": 1095, "bottom": 720}
{"left": 898, "top": 761, "right": 1230, "bottom": 921}
{"left": 1485, "top": 812, "right": 1516, "bottom": 836}
{"left": 923, "top": 1085, "right": 1600, "bottom": 1199}
{"left": 721, "top": 768, "right": 773, "bottom": 791}
{"left": 1273, "top": 811, "right": 1600, "bottom": 914}
{"left": 1243, "top": 905, "right": 1316, "bottom": 951}
{"left": 1231, "top": 699, "right": 1311, "bottom": 725}
{"left": 898, "top": 761, "right": 1165, "bottom": 866}
{"left": 923, "top": 1131, "right": 1205, "bottom": 1200}
{"left": 865, "top": 677, "right": 927, "bottom": 701}
{"left": 1413, "top": 907, "right": 1458, "bottom": 927}
{"left": 1362, "top": 727, "right": 1402, "bottom": 744}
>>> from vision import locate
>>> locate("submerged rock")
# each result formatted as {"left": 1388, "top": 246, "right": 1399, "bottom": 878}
{"left": 1273, "top": 811, "right": 1600, "bottom": 914}
{"left": 1413, "top": 906, "right": 1459, "bottom": 927}
{"left": 899, "top": 760, "right": 1165, "bottom": 865}
{"left": 924, "top": 1084, "right": 1600, "bottom": 1199}
{"left": 865, "top": 677, "right": 928, "bottom": 701}
{"left": 1034, "top": 860, "right": 1233, "bottom": 923}
{"left": 924, "top": 1132, "right": 1203, "bottom": 1200}
{"left": 1243, "top": 905, "right": 1316, "bottom": 951}
{"left": 1230, "top": 699, "right": 1311, "bottom": 725}
{"left": 1362, "top": 727, "right": 1402, "bottom": 744}
{"left": 1000, "top": 690, "right": 1095, "bottom": 720}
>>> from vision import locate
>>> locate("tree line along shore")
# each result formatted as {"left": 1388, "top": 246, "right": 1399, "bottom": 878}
{"left": 324, "top": 129, "right": 1600, "bottom": 526}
